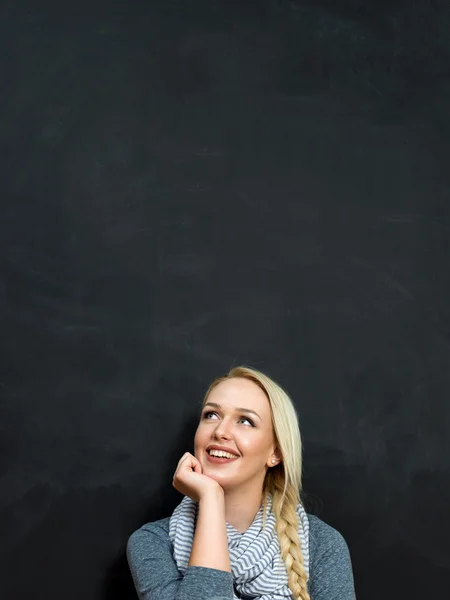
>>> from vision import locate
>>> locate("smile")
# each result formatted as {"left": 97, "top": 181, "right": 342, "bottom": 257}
{"left": 206, "top": 450, "right": 239, "bottom": 463}
{"left": 208, "top": 449, "right": 239, "bottom": 459}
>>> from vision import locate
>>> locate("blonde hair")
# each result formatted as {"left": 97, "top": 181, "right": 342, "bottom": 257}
{"left": 202, "top": 366, "right": 310, "bottom": 600}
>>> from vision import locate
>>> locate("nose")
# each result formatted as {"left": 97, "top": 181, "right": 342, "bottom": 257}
{"left": 213, "top": 417, "right": 232, "bottom": 440}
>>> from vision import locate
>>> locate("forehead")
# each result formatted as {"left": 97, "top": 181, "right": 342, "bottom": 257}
{"left": 207, "top": 378, "right": 271, "bottom": 415}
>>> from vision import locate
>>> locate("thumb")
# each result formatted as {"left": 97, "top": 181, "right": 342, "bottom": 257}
{"left": 192, "top": 456, "right": 203, "bottom": 474}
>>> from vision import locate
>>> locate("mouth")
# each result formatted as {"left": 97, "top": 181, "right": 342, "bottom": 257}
{"left": 206, "top": 449, "right": 240, "bottom": 464}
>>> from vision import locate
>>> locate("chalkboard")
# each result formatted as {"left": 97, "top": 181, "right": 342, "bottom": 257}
{"left": 1, "top": 1, "right": 449, "bottom": 599}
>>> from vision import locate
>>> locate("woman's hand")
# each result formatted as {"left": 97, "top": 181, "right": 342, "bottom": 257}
{"left": 172, "top": 452, "right": 223, "bottom": 502}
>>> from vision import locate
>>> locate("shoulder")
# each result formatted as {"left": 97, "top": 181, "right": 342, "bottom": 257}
{"left": 127, "top": 517, "right": 172, "bottom": 559}
{"left": 306, "top": 514, "right": 355, "bottom": 599}
{"left": 307, "top": 513, "right": 350, "bottom": 558}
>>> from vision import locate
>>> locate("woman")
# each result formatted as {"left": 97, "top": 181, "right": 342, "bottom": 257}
{"left": 127, "top": 366, "right": 356, "bottom": 600}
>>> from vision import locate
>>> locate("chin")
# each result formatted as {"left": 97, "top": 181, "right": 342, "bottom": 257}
{"left": 202, "top": 467, "right": 231, "bottom": 486}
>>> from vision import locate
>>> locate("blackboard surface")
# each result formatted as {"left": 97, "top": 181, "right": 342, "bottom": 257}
{"left": 1, "top": 1, "right": 449, "bottom": 599}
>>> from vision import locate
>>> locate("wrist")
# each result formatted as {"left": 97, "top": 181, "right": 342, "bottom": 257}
{"left": 198, "top": 484, "right": 225, "bottom": 505}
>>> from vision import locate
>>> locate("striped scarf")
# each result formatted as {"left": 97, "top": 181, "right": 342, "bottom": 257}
{"left": 169, "top": 495, "right": 310, "bottom": 600}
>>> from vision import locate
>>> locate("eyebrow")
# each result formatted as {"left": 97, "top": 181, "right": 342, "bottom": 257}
{"left": 203, "top": 401, "right": 262, "bottom": 421}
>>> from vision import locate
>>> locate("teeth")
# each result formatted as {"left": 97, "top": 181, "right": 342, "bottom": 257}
{"left": 208, "top": 449, "right": 238, "bottom": 459}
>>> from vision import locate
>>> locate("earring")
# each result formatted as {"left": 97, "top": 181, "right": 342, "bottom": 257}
{"left": 271, "top": 459, "right": 276, "bottom": 464}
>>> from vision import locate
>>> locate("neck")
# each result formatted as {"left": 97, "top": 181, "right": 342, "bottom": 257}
{"left": 223, "top": 484, "right": 266, "bottom": 533}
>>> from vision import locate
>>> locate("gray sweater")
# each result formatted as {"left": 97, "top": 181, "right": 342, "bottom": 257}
{"left": 127, "top": 513, "right": 356, "bottom": 600}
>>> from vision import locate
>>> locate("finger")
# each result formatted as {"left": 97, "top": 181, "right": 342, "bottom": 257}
{"left": 174, "top": 453, "right": 198, "bottom": 477}
{"left": 181, "top": 454, "right": 199, "bottom": 472}
{"left": 192, "top": 459, "right": 202, "bottom": 474}
{"left": 176, "top": 452, "right": 193, "bottom": 469}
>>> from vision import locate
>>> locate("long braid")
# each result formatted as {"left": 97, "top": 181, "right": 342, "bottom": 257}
{"left": 265, "top": 472, "right": 310, "bottom": 600}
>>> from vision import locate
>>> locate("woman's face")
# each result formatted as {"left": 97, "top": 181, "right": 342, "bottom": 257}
{"left": 194, "top": 377, "right": 279, "bottom": 493}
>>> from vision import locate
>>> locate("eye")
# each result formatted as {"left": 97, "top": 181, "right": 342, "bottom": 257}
{"left": 203, "top": 410, "right": 218, "bottom": 420}
{"left": 239, "top": 416, "right": 255, "bottom": 427}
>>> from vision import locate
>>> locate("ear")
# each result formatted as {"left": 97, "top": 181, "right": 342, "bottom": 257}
{"left": 267, "top": 447, "right": 282, "bottom": 468}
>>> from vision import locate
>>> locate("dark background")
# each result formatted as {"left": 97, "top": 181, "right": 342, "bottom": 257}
{"left": 1, "top": 0, "right": 449, "bottom": 598}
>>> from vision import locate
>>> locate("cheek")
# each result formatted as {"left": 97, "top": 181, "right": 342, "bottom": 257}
{"left": 238, "top": 432, "right": 269, "bottom": 456}
{"left": 193, "top": 427, "right": 201, "bottom": 449}
{"left": 194, "top": 425, "right": 207, "bottom": 449}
